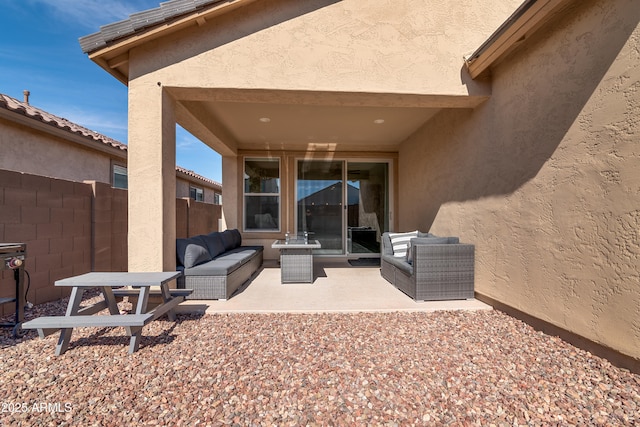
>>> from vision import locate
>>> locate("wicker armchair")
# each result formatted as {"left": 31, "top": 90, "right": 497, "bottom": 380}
{"left": 381, "top": 232, "right": 475, "bottom": 301}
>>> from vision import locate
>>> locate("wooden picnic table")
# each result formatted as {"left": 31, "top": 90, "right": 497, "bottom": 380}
{"left": 22, "top": 272, "right": 191, "bottom": 355}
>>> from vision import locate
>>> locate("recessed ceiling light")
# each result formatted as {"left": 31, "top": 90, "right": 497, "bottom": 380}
{"left": 374, "top": 119, "right": 385, "bottom": 124}
{"left": 259, "top": 117, "right": 271, "bottom": 123}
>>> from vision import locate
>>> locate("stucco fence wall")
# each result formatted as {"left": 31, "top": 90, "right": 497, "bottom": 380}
{"left": 398, "top": 0, "right": 639, "bottom": 362}
{"left": 0, "top": 169, "right": 221, "bottom": 317}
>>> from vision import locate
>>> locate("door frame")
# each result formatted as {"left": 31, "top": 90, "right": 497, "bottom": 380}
{"left": 294, "top": 157, "right": 394, "bottom": 257}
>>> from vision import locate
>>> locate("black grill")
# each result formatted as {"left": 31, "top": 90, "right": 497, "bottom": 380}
{"left": 1, "top": 243, "right": 27, "bottom": 337}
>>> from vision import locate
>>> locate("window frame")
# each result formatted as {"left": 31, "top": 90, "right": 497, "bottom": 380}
{"left": 243, "top": 157, "right": 281, "bottom": 232}
{"left": 112, "top": 164, "right": 128, "bottom": 189}
{"left": 189, "top": 186, "right": 204, "bottom": 202}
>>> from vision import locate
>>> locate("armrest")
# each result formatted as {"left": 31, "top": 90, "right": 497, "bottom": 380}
{"left": 411, "top": 243, "right": 475, "bottom": 275}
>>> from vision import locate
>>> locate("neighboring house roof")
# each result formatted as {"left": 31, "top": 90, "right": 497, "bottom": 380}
{"left": 0, "top": 92, "right": 221, "bottom": 188}
{"left": 176, "top": 165, "right": 221, "bottom": 188}
{"left": 0, "top": 92, "right": 127, "bottom": 154}
{"left": 79, "top": 0, "right": 244, "bottom": 54}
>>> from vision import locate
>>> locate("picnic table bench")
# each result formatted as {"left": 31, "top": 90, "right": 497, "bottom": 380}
{"left": 22, "top": 272, "right": 192, "bottom": 355}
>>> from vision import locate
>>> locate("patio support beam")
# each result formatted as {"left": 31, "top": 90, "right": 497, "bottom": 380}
{"left": 221, "top": 155, "right": 238, "bottom": 230}
{"left": 127, "top": 80, "right": 177, "bottom": 272}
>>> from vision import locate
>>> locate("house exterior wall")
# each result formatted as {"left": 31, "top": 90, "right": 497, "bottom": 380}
{"left": 127, "top": 0, "right": 521, "bottom": 95}
{"left": 0, "top": 116, "right": 116, "bottom": 184}
{"left": 176, "top": 176, "right": 221, "bottom": 204}
{"left": 398, "top": 0, "right": 640, "bottom": 360}
{"left": 124, "top": 0, "right": 521, "bottom": 266}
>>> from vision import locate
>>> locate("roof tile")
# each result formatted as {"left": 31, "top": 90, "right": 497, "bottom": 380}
{"left": 0, "top": 93, "right": 221, "bottom": 187}
{"left": 80, "top": 0, "right": 223, "bottom": 54}
{"left": 0, "top": 93, "right": 126, "bottom": 152}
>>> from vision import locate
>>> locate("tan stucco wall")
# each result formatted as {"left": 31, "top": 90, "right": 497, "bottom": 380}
{"left": 128, "top": 0, "right": 521, "bottom": 95}
{"left": 0, "top": 117, "right": 116, "bottom": 183}
{"left": 127, "top": 82, "right": 177, "bottom": 272}
{"left": 124, "top": 0, "right": 521, "bottom": 269}
{"left": 398, "top": 0, "right": 640, "bottom": 359}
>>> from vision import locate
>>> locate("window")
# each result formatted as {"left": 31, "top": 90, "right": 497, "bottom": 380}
{"left": 190, "top": 186, "right": 204, "bottom": 201}
{"left": 214, "top": 193, "right": 222, "bottom": 205}
{"left": 244, "top": 158, "right": 280, "bottom": 231}
{"left": 113, "top": 165, "right": 127, "bottom": 189}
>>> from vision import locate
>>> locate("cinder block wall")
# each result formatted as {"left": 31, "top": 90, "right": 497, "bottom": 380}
{"left": 184, "top": 198, "right": 222, "bottom": 237}
{"left": 89, "top": 181, "right": 128, "bottom": 272}
{"left": 0, "top": 170, "right": 92, "bottom": 314}
{"left": 0, "top": 170, "right": 222, "bottom": 317}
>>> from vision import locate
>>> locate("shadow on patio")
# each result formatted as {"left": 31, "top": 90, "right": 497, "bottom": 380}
{"left": 176, "top": 259, "right": 492, "bottom": 314}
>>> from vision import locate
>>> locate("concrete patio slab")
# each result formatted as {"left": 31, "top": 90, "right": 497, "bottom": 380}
{"left": 176, "top": 259, "right": 492, "bottom": 314}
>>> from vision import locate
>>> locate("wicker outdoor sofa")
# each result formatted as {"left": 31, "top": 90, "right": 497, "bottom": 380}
{"left": 380, "top": 231, "right": 475, "bottom": 301}
{"left": 176, "top": 229, "right": 263, "bottom": 300}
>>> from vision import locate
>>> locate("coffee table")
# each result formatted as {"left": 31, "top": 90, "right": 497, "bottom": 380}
{"left": 271, "top": 239, "right": 321, "bottom": 283}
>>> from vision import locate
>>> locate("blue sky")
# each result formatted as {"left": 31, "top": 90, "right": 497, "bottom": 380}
{"left": 0, "top": 0, "right": 222, "bottom": 182}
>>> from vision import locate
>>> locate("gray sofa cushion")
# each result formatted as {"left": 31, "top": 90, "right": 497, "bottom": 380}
{"left": 176, "top": 235, "right": 212, "bottom": 268}
{"left": 183, "top": 258, "right": 243, "bottom": 276}
{"left": 407, "top": 236, "right": 460, "bottom": 264}
{"left": 231, "top": 229, "right": 242, "bottom": 247}
{"left": 183, "top": 245, "right": 263, "bottom": 276}
{"left": 220, "top": 229, "right": 237, "bottom": 251}
{"left": 202, "top": 232, "right": 225, "bottom": 258}
{"left": 215, "top": 247, "right": 261, "bottom": 267}
{"left": 384, "top": 252, "right": 413, "bottom": 275}
{"left": 410, "top": 236, "right": 459, "bottom": 245}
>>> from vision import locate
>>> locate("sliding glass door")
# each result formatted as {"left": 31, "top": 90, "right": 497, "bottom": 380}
{"left": 347, "top": 162, "right": 389, "bottom": 255}
{"left": 297, "top": 159, "right": 390, "bottom": 256}
{"left": 297, "top": 160, "right": 344, "bottom": 255}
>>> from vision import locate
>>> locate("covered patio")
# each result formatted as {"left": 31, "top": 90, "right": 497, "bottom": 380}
{"left": 177, "top": 259, "right": 491, "bottom": 313}
{"left": 77, "top": 0, "right": 640, "bottom": 369}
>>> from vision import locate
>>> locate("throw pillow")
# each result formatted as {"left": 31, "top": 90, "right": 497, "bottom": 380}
{"left": 388, "top": 231, "right": 418, "bottom": 258}
{"left": 177, "top": 236, "right": 212, "bottom": 268}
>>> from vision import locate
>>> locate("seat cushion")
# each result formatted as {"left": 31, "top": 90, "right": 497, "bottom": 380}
{"left": 215, "top": 247, "right": 261, "bottom": 266}
{"left": 182, "top": 258, "right": 243, "bottom": 276}
{"left": 176, "top": 235, "right": 212, "bottom": 268}
{"left": 384, "top": 253, "right": 413, "bottom": 275}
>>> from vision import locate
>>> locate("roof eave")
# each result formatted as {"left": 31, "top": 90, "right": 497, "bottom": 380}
{"left": 0, "top": 106, "right": 128, "bottom": 160}
{"left": 83, "top": 0, "right": 258, "bottom": 84}
{"left": 464, "top": 0, "right": 578, "bottom": 79}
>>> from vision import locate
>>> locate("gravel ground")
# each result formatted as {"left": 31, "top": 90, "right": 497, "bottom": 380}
{"left": 1, "top": 294, "right": 639, "bottom": 426}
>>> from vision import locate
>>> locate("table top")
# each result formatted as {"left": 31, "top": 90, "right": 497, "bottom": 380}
{"left": 54, "top": 272, "right": 182, "bottom": 287}
{"left": 272, "top": 239, "right": 321, "bottom": 249}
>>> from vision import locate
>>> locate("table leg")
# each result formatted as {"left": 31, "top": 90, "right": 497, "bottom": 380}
{"left": 160, "top": 284, "right": 177, "bottom": 321}
{"left": 128, "top": 287, "right": 150, "bottom": 354}
{"left": 101, "top": 287, "right": 120, "bottom": 315}
{"left": 56, "top": 287, "right": 84, "bottom": 356}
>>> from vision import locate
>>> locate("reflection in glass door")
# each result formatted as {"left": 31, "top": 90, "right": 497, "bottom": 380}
{"left": 297, "top": 160, "right": 344, "bottom": 255}
{"left": 297, "top": 159, "right": 390, "bottom": 256}
{"left": 347, "top": 162, "right": 389, "bottom": 255}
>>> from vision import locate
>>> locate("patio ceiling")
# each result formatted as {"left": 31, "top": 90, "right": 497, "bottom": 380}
{"left": 169, "top": 88, "right": 487, "bottom": 155}
{"left": 185, "top": 100, "right": 438, "bottom": 152}
{"left": 80, "top": 0, "right": 577, "bottom": 156}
